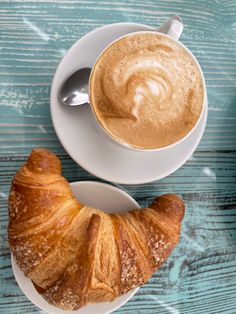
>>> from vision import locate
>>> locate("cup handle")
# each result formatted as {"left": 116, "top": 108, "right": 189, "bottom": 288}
{"left": 157, "top": 16, "right": 183, "bottom": 41}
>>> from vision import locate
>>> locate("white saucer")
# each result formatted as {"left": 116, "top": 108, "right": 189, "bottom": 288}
{"left": 11, "top": 181, "right": 140, "bottom": 314}
{"left": 50, "top": 23, "right": 208, "bottom": 185}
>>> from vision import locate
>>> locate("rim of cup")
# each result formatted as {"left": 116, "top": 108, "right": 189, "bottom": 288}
{"left": 88, "top": 30, "right": 207, "bottom": 152}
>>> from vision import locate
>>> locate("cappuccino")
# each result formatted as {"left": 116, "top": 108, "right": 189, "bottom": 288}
{"left": 90, "top": 32, "right": 204, "bottom": 149}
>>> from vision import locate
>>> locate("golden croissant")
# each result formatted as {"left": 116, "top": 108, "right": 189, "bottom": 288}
{"left": 8, "top": 148, "right": 185, "bottom": 310}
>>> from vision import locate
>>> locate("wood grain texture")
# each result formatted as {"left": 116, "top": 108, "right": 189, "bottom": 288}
{"left": 0, "top": 0, "right": 236, "bottom": 313}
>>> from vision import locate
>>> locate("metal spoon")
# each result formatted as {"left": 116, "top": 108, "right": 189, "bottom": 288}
{"left": 59, "top": 67, "right": 91, "bottom": 106}
{"left": 59, "top": 16, "right": 182, "bottom": 107}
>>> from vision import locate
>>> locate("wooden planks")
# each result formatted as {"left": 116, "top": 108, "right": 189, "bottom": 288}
{"left": 0, "top": 0, "right": 236, "bottom": 313}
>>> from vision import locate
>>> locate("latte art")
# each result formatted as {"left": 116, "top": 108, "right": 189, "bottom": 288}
{"left": 113, "top": 58, "right": 174, "bottom": 117}
{"left": 90, "top": 33, "right": 204, "bottom": 149}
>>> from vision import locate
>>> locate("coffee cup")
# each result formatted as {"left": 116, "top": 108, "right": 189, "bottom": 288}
{"left": 89, "top": 17, "right": 206, "bottom": 152}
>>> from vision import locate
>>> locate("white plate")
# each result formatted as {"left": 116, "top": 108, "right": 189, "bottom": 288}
{"left": 50, "top": 23, "right": 208, "bottom": 185}
{"left": 12, "top": 181, "right": 140, "bottom": 314}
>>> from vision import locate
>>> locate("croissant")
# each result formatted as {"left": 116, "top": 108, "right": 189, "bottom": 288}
{"left": 8, "top": 148, "right": 185, "bottom": 310}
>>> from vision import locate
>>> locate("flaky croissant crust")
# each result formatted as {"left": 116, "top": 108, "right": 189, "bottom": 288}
{"left": 8, "top": 148, "right": 185, "bottom": 310}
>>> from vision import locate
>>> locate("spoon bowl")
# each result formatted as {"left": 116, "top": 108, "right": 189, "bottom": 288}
{"left": 59, "top": 67, "right": 91, "bottom": 106}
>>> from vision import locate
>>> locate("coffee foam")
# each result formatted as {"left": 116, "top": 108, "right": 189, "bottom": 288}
{"left": 90, "top": 33, "right": 204, "bottom": 149}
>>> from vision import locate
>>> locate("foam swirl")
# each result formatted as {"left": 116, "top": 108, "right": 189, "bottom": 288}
{"left": 90, "top": 33, "right": 204, "bottom": 149}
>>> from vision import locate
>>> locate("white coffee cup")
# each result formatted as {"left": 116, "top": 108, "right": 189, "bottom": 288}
{"left": 88, "top": 17, "right": 207, "bottom": 152}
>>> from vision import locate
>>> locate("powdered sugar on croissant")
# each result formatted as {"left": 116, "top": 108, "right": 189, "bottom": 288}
{"left": 8, "top": 148, "right": 185, "bottom": 310}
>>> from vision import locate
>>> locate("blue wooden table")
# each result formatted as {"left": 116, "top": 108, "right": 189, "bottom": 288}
{"left": 1, "top": 1, "right": 236, "bottom": 313}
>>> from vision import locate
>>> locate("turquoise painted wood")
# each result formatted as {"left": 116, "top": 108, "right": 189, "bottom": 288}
{"left": 0, "top": 0, "right": 236, "bottom": 313}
